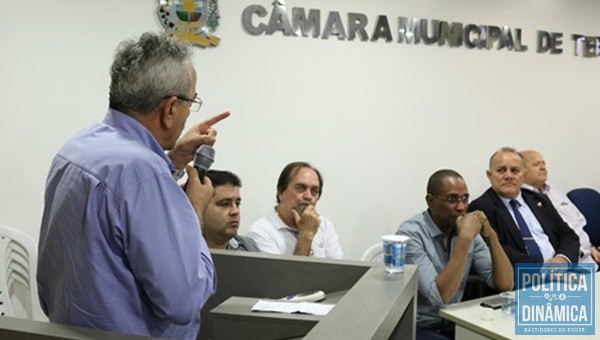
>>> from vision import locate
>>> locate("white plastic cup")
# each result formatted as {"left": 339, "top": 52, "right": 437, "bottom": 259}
{"left": 500, "top": 291, "right": 515, "bottom": 318}
{"left": 381, "top": 235, "right": 409, "bottom": 274}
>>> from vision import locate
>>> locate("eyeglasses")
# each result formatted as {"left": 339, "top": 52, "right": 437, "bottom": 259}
{"left": 432, "top": 194, "right": 470, "bottom": 204}
{"left": 164, "top": 94, "right": 203, "bottom": 112}
{"left": 176, "top": 95, "right": 203, "bottom": 112}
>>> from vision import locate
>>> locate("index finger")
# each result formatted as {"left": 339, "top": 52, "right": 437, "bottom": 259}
{"left": 197, "top": 111, "right": 230, "bottom": 132}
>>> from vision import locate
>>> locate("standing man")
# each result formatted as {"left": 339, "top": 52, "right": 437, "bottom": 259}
{"left": 37, "top": 32, "right": 230, "bottom": 339}
{"left": 521, "top": 149, "right": 599, "bottom": 270}
{"left": 248, "top": 162, "right": 343, "bottom": 259}
{"left": 397, "top": 169, "right": 513, "bottom": 339}
{"left": 469, "top": 147, "right": 580, "bottom": 266}
{"left": 202, "top": 170, "right": 260, "bottom": 251}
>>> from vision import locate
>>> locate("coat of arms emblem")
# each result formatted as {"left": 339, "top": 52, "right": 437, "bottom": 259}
{"left": 157, "top": 0, "right": 221, "bottom": 47}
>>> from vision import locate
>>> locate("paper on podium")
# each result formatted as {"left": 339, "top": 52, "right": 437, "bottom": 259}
{"left": 251, "top": 299, "right": 334, "bottom": 316}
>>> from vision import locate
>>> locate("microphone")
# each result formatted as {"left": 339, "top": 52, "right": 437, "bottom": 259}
{"left": 193, "top": 145, "right": 215, "bottom": 183}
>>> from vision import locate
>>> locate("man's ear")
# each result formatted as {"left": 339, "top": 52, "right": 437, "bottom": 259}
{"left": 425, "top": 193, "right": 434, "bottom": 207}
{"left": 486, "top": 170, "right": 492, "bottom": 180}
{"left": 159, "top": 96, "right": 177, "bottom": 129}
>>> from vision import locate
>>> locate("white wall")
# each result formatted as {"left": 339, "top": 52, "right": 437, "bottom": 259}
{"left": 1, "top": 0, "right": 599, "bottom": 260}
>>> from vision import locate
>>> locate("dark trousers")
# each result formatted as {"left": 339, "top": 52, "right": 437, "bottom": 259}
{"left": 416, "top": 326, "right": 454, "bottom": 340}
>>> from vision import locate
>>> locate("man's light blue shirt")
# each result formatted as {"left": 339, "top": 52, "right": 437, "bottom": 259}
{"left": 397, "top": 211, "right": 494, "bottom": 329}
{"left": 499, "top": 194, "right": 555, "bottom": 261}
{"left": 38, "top": 109, "right": 216, "bottom": 339}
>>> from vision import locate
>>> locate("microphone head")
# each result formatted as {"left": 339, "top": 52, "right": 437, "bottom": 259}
{"left": 193, "top": 145, "right": 215, "bottom": 173}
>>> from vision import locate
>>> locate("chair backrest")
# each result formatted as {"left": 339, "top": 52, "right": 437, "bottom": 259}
{"left": 566, "top": 188, "right": 600, "bottom": 246}
{"left": 361, "top": 242, "right": 384, "bottom": 262}
{"left": 0, "top": 224, "right": 46, "bottom": 321}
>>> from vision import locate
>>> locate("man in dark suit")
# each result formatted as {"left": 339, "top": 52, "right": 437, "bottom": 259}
{"left": 469, "top": 147, "right": 579, "bottom": 266}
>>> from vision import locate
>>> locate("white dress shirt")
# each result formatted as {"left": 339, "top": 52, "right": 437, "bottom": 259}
{"left": 523, "top": 183, "right": 597, "bottom": 271}
{"left": 500, "top": 194, "right": 556, "bottom": 261}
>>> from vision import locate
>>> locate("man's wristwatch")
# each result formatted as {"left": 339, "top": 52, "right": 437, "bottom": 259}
{"left": 172, "top": 168, "right": 185, "bottom": 181}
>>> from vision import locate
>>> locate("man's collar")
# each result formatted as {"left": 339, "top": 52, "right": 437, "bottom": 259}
{"left": 498, "top": 192, "right": 525, "bottom": 206}
{"left": 268, "top": 209, "right": 296, "bottom": 231}
{"left": 103, "top": 109, "right": 173, "bottom": 169}
{"left": 227, "top": 237, "right": 240, "bottom": 250}
{"left": 424, "top": 210, "right": 446, "bottom": 238}
{"left": 522, "top": 182, "right": 549, "bottom": 194}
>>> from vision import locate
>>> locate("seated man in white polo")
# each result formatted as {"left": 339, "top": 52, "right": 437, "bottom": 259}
{"left": 248, "top": 161, "right": 343, "bottom": 259}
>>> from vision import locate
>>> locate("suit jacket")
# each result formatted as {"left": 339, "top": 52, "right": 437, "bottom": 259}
{"left": 469, "top": 188, "right": 580, "bottom": 265}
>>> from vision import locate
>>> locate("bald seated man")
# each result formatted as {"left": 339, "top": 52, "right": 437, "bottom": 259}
{"left": 521, "top": 149, "right": 599, "bottom": 271}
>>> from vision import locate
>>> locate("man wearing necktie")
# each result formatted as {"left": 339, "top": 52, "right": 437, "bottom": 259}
{"left": 469, "top": 147, "right": 580, "bottom": 266}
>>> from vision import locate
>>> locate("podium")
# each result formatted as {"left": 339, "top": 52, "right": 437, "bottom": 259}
{"left": 200, "top": 250, "right": 417, "bottom": 340}
{"left": 0, "top": 316, "right": 160, "bottom": 339}
{"left": 0, "top": 251, "right": 416, "bottom": 339}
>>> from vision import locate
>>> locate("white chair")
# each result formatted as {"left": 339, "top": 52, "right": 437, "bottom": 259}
{"left": 0, "top": 224, "right": 47, "bottom": 321}
{"left": 361, "top": 242, "right": 384, "bottom": 262}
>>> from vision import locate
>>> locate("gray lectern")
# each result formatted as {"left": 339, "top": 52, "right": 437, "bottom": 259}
{"left": 0, "top": 251, "right": 416, "bottom": 340}
{"left": 0, "top": 316, "right": 160, "bottom": 339}
{"left": 200, "top": 250, "right": 417, "bottom": 340}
